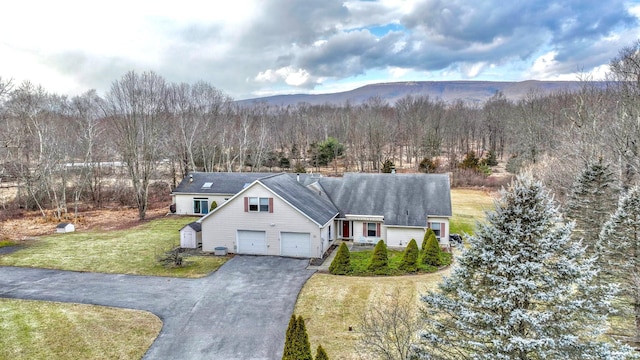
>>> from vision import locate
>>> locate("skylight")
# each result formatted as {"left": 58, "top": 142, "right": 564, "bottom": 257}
{"left": 202, "top": 182, "right": 213, "bottom": 189}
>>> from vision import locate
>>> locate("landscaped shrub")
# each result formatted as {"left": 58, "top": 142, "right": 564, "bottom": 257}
{"left": 315, "top": 345, "right": 329, "bottom": 360}
{"left": 368, "top": 240, "right": 389, "bottom": 275}
{"left": 157, "top": 247, "right": 185, "bottom": 268}
{"left": 329, "top": 242, "right": 351, "bottom": 275}
{"left": 283, "top": 315, "right": 327, "bottom": 360}
{"left": 283, "top": 315, "right": 312, "bottom": 360}
{"left": 210, "top": 200, "right": 218, "bottom": 212}
{"left": 283, "top": 315, "right": 297, "bottom": 360}
{"left": 422, "top": 233, "right": 441, "bottom": 266}
{"left": 399, "top": 238, "right": 419, "bottom": 272}
{"left": 422, "top": 228, "right": 435, "bottom": 253}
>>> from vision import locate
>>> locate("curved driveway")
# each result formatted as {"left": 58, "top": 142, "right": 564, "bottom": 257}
{"left": 0, "top": 256, "right": 315, "bottom": 360}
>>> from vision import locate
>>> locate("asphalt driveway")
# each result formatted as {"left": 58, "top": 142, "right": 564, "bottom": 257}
{"left": 0, "top": 256, "right": 315, "bottom": 360}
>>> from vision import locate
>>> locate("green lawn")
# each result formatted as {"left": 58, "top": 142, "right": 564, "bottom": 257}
{"left": 0, "top": 216, "right": 227, "bottom": 277}
{"left": 0, "top": 299, "right": 161, "bottom": 360}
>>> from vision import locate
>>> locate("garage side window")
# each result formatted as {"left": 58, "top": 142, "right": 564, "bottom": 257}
{"left": 245, "top": 197, "right": 273, "bottom": 212}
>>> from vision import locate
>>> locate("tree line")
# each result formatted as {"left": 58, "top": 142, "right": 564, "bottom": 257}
{"left": 2, "top": 41, "right": 640, "bottom": 220}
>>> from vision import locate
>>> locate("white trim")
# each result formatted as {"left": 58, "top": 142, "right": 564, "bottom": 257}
{"left": 384, "top": 225, "right": 427, "bottom": 229}
{"left": 345, "top": 214, "right": 384, "bottom": 222}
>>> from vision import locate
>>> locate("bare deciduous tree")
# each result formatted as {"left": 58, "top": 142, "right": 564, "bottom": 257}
{"left": 104, "top": 71, "right": 169, "bottom": 220}
{"left": 355, "top": 289, "right": 420, "bottom": 360}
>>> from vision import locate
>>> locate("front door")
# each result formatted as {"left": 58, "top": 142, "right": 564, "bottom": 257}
{"left": 342, "top": 221, "right": 351, "bottom": 239}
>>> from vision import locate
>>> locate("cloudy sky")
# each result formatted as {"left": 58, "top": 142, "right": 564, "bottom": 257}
{"left": 2, "top": 0, "right": 639, "bottom": 100}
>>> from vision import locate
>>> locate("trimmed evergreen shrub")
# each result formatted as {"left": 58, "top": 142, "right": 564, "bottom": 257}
{"left": 210, "top": 200, "right": 218, "bottom": 212}
{"left": 422, "top": 228, "right": 435, "bottom": 252}
{"left": 282, "top": 315, "right": 297, "bottom": 360}
{"left": 421, "top": 233, "right": 441, "bottom": 266}
{"left": 329, "top": 242, "right": 351, "bottom": 275}
{"left": 297, "top": 316, "right": 313, "bottom": 360}
{"left": 399, "top": 238, "right": 419, "bottom": 272}
{"left": 283, "top": 315, "right": 312, "bottom": 360}
{"left": 315, "top": 345, "right": 329, "bottom": 360}
{"left": 368, "top": 240, "right": 389, "bottom": 274}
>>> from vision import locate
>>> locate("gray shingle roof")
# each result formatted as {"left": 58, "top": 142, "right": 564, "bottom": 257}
{"left": 318, "top": 173, "right": 452, "bottom": 227}
{"left": 260, "top": 174, "right": 339, "bottom": 226}
{"left": 172, "top": 172, "right": 276, "bottom": 194}
{"left": 181, "top": 222, "right": 201, "bottom": 232}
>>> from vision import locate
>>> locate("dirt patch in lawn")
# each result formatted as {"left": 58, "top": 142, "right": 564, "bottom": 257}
{"left": 1, "top": 205, "right": 170, "bottom": 242}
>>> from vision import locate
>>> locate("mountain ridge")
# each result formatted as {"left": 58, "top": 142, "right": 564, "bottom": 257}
{"left": 237, "top": 80, "right": 602, "bottom": 107}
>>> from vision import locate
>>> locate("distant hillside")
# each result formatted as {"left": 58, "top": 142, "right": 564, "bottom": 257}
{"left": 237, "top": 80, "right": 603, "bottom": 107}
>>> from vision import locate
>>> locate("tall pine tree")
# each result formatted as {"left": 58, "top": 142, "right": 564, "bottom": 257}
{"left": 600, "top": 186, "right": 640, "bottom": 342}
{"left": 566, "top": 158, "right": 616, "bottom": 253}
{"left": 414, "top": 175, "right": 633, "bottom": 359}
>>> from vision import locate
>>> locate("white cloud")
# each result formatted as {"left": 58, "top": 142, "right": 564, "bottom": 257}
{"left": 462, "top": 62, "right": 487, "bottom": 78}
{"left": 388, "top": 66, "right": 410, "bottom": 78}
{"left": 255, "top": 66, "right": 314, "bottom": 87}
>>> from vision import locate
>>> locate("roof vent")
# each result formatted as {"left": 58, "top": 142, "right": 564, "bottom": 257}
{"left": 189, "top": 174, "right": 193, "bottom": 183}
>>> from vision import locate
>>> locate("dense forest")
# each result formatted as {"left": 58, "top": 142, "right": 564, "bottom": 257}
{"left": 1, "top": 42, "right": 639, "bottom": 220}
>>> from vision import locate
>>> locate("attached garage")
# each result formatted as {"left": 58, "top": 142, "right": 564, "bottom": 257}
{"left": 237, "top": 230, "right": 267, "bottom": 255}
{"left": 280, "top": 232, "right": 311, "bottom": 258}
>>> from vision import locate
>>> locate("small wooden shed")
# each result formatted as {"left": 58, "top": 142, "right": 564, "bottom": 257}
{"left": 56, "top": 222, "right": 75, "bottom": 233}
{"left": 179, "top": 222, "right": 202, "bottom": 249}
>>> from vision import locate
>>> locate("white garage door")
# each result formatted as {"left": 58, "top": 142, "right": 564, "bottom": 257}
{"left": 280, "top": 232, "right": 311, "bottom": 258}
{"left": 237, "top": 230, "right": 267, "bottom": 255}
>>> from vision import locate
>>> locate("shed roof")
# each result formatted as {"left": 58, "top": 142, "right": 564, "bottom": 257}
{"left": 180, "top": 222, "right": 202, "bottom": 232}
{"left": 318, "top": 173, "right": 452, "bottom": 227}
{"left": 56, "top": 222, "right": 70, "bottom": 228}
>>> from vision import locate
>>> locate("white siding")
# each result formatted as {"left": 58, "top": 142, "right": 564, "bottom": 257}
{"left": 201, "top": 183, "right": 325, "bottom": 257}
{"left": 386, "top": 227, "right": 425, "bottom": 248}
{"left": 180, "top": 227, "right": 197, "bottom": 248}
{"left": 180, "top": 227, "right": 203, "bottom": 248}
{"left": 352, "top": 220, "right": 383, "bottom": 245}
{"left": 319, "top": 223, "right": 334, "bottom": 257}
{"left": 173, "top": 194, "right": 231, "bottom": 215}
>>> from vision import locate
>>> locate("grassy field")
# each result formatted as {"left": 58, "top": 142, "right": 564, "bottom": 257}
{"left": 0, "top": 216, "right": 227, "bottom": 277}
{"left": 0, "top": 299, "right": 161, "bottom": 360}
{"left": 449, "top": 188, "right": 496, "bottom": 236}
{"left": 296, "top": 188, "right": 493, "bottom": 359}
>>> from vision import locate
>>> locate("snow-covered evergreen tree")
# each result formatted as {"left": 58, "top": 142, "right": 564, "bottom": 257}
{"left": 566, "top": 158, "right": 616, "bottom": 253}
{"left": 600, "top": 186, "right": 640, "bottom": 342}
{"left": 413, "top": 175, "right": 634, "bottom": 360}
